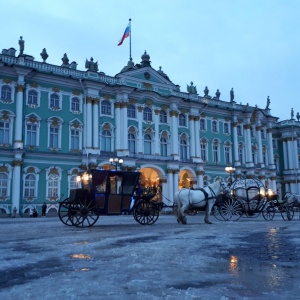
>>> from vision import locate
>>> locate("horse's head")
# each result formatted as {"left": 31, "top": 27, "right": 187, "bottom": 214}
{"left": 213, "top": 178, "right": 229, "bottom": 195}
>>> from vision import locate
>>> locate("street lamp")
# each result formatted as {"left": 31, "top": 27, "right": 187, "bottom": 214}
{"left": 225, "top": 166, "right": 236, "bottom": 184}
{"left": 109, "top": 157, "right": 124, "bottom": 170}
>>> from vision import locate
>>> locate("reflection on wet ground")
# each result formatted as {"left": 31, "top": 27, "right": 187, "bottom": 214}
{"left": 204, "top": 226, "right": 298, "bottom": 297}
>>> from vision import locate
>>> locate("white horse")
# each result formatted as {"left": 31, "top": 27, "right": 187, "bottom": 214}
{"left": 175, "top": 179, "right": 227, "bottom": 224}
{"left": 284, "top": 192, "right": 300, "bottom": 206}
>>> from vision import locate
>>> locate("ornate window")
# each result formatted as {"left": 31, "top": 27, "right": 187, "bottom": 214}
{"left": 127, "top": 105, "right": 136, "bottom": 119}
{"left": 212, "top": 120, "right": 218, "bottom": 133}
{"left": 47, "top": 174, "right": 59, "bottom": 199}
{"left": 212, "top": 139, "right": 220, "bottom": 163}
{"left": 24, "top": 174, "right": 36, "bottom": 198}
{"left": 144, "top": 133, "right": 152, "bottom": 155}
{"left": 224, "top": 144, "right": 231, "bottom": 164}
{"left": 27, "top": 90, "right": 38, "bottom": 106}
{"left": 25, "top": 114, "right": 41, "bottom": 148}
{"left": 49, "top": 93, "right": 61, "bottom": 110}
{"left": 200, "top": 138, "right": 207, "bottom": 161}
{"left": 0, "top": 172, "right": 8, "bottom": 198}
{"left": 69, "top": 119, "right": 82, "bottom": 151}
{"left": 101, "top": 100, "right": 111, "bottom": 115}
{"left": 159, "top": 110, "right": 167, "bottom": 123}
{"left": 128, "top": 132, "right": 136, "bottom": 154}
{"left": 237, "top": 125, "right": 243, "bottom": 136}
{"left": 71, "top": 97, "right": 80, "bottom": 113}
{"left": 0, "top": 110, "right": 14, "bottom": 146}
{"left": 1, "top": 85, "right": 12, "bottom": 101}
{"left": 200, "top": 119, "right": 206, "bottom": 131}
{"left": 70, "top": 174, "right": 81, "bottom": 190}
{"left": 179, "top": 134, "right": 188, "bottom": 161}
{"left": 101, "top": 129, "right": 111, "bottom": 152}
{"left": 143, "top": 107, "right": 152, "bottom": 122}
{"left": 47, "top": 117, "right": 63, "bottom": 150}
{"left": 238, "top": 143, "right": 245, "bottom": 165}
{"left": 224, "top": 122, "right": 230, "bottom": 134}
{"left": 179, "top": 113, "right": 186, "bottom": 126}
{"left": 160, "top": 131, "right": 169, "bottom": 157}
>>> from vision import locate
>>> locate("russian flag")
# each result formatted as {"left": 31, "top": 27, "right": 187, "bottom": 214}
{"left": 117, "top": 22, "right": 130, "bottom": 46}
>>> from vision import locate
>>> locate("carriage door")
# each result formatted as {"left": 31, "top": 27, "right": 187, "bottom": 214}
{"left": 107, "top": 173, "right": 123, "bottom": 214}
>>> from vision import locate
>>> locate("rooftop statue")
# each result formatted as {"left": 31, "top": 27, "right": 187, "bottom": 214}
{"left": 230, "top": 88, "right": 234, "bottom": 102}
{"left": 61, "top": 53, "right": 69, "bottom": 66}
{"left": 204, "top": 86, "right": 209, "bottom": 97}
{"left": 215, "top": 89, "right": 221, "bottom": 99}
{"left": 19, "top": 36, "right": 24, "bottom": 55}
{"left": 296, "top": 112, "right": 300, "bottom": 121}
{"left": 265, "top": 96, "right": 270, "bottom": 109}
{"left": 187, "top": 81, "right": 197, "bottom": 94}
{"left": 291, "top": 108, "right": 294, "bottom": 119}
{"left": 40, "top": 48, "right": 49, "bottom": 62}
{"left": 85, "top": 57, "right": 99, "bottom": 72}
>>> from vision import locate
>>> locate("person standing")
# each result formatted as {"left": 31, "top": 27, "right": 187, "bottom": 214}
{"left": 42, "top": 202, "right": 47, "bottom": 217}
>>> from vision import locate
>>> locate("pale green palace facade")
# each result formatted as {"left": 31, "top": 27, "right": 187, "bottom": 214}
{"left": 0, "top": 38, "right": 299, "bottom": 216}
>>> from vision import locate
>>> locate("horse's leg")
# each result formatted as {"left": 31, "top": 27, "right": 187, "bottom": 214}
{"left": 176, "top": 200, "right": 188, "bottom": 224}
{"left": 204, "top": 199, "right": 216, "bottom": 224}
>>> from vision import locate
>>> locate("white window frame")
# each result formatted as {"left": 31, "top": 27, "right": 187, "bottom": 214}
{"left": 70, "top": 96, "right": 82, "bottom": 114}
{"left": 26, "top": 88, "right": 40, "bottom": 108}
{"left": 49, "top": 93, "right": 62, "bottom": 111}
{"left": 0, "top": 110, "right": 14, "bottom": 146}
{"left": 47, "top": 117, "right": 63, "bottom": 150}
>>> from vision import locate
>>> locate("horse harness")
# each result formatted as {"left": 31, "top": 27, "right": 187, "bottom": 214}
{"left": 189, "top": 186, "right": 217, "bottom": 205}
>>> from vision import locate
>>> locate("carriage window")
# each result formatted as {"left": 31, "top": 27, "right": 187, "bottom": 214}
{"left": 110, "top": 175, "right": 123, "bottom": 194}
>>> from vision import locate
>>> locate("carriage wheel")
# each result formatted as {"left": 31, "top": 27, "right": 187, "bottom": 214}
{"left": 69, "top": 197, "right": 99, "bottom": 227}
{"left": 281, "top": 204, "right": 294, "bottom": 221}
{"left": 133, "top": 200, "right": 160, "bottom": 225}
{"left": 212, "top": 204, "right": 225, "bottom": 221}
{"left": 58, "top": 198, "right": 74, "bottom": 226}
{"left": 262, "top": 203, "right": 275, "bottom": 221}
{"left": 220, "top": 198, "right": 243, "bottom": 221}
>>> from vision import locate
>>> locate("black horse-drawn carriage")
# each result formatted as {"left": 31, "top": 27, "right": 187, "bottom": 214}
{"left": 58, "top": 169, "right": 160, "bottom": 227}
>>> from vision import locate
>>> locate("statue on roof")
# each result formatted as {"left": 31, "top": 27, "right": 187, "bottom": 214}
{"left": 230, "top": 88, "right": 234, "bottom": 102}
{"left": 215, "top": 89, "right": 221, "bottom": 99}
{"left": 61, "top": 53, "right": 69, "bottom": 66}
{"left": 296, "top": 112, "right": 300, "bottom": 121}
{"left": 19, "top": 36, "right": 24, "bottom": 55}
{"left": 85, "top": 57, "right": 98, "bottom": 72}
{"left": 204, "top": 86, "right": 209, "bottom": 97}
{"left": 265, "top": 96, "right": 270, "bottom": 109}
{"left": 291, "top": 108, "right": 294, "bottom": 119}
{"left": 187, "top": 81, "right": 197, "bottom": 94}
{"left": 40, "top": 48, "right": 49, "bottom": 62}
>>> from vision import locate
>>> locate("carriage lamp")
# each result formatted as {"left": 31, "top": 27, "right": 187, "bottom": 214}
{"left": 76, "top": 175, "right": 81, "bottom": 182}
{"left": 266, "top": 189, "right": 274, "bottom": 198}
{"left": 225, "top": 166, "right": 236, "bottom": 184}
{"left": 109, "top": 158, "right": 124, "bottom": 170}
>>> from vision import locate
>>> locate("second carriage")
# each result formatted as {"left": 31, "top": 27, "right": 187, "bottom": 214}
{"left": 213, "top": 176, "right": 277, "bottom": 221}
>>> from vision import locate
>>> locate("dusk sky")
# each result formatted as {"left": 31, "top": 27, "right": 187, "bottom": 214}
{"left": 1, "top": 0, "right": 299, "bottom": 121}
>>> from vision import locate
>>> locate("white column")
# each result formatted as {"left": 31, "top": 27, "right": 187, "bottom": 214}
{"left": 167, "top": 170, "right": 174, "bottom": 203}
{"left": 189, "top": 115, "right": 195, "bottom": 158}
{"left": 170, "top": 110, "right": 179, "bottom": 158}
{"left": 115, "top": 102, "right": 121, "bottom": 151}
{"left": 86, "top": 97, "right": 93, "bottom": 149}
{"left": 14, "top": 84, "right": 25, "bottom": 149}
{"left": 266, "top": 127, "right": 275, "bottom": 167}
{"left": 244, "top": 123, "right": 253, "bottom": 167}
{"left": 137, "top": 106, "right": 143, "bottom": 153}
{"left": 154, "top": 109, "right": 160, "bottom": 155}
{"left": 293, "top": 139, "right": 299, "bottom": 169}
{"left": 11, "top": 161, "right": 22, "bottom": 214}
{"left": 122, "top": 103, "right": 129, "bottom": 151}
{"left": 256, "top": 126, "right": 263, "bottom": 165}
{"left": 92, "top": 99, "right": 99, "bottom": 149}
{"left": 173, "top": 170, "right": 179, "bottom": 196}
{"left": 161, "top": 179, "right": 169, "bottom": 205}
{"left": 232, "top": 122, "right": 240, "bottom": 166}
{"left": 283, "top": 140, "right": 288, "bottom": 170}
{"left": 196, "top": 171, "right": 204, "bottom": 188}
{"left": 287, "top": 139, "right": 294, "bottom": 170}
{"left": 195, "top": 116, "right": 200, "bottom": 158}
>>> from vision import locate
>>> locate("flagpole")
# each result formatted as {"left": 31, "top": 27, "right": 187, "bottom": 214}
{"left": 129, "top": 18, "right": 132, "bottom": 62}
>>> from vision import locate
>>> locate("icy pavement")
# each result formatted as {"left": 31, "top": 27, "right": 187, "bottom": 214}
{"left": 1, "top": 213, "right": 300, "bottom": 300}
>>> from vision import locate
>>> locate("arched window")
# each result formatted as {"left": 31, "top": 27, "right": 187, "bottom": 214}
{"left": 159, "top": 110, "right": 167, "bottom": 123}
{"left": 128, "top": 133, "right": 136, "bottom": 154}
{"left": 212, "top": 140, "right": 219, "bottom": 163}
{"left": 144, "top": 134, "right": 152, "bottom": 155}
{"left": 200, "top": 139, "right": 207, "bottom": 161}
{"left": 224, "top": 145, "right": 231, "bottom": 164}
{"left": 101, "top": 130, "right": 111, "bottom": 152}
{"left": 127, "top": 105, "right": 136, "bottom": 118}
{"left": 24, "top": 174, "right": 36, "bottom": 198}
{"left": 1, "top": 85, "right": 12, "bottom": 100}
{"left": 179, "top": 114, "right": 186, "bottom": 126}
{"left": 50, "top": 93, "right": 60, "bottom": 109}
{"left": 143, "top": 107, "right": 152, "bottom": 122}
{"left": 101, "top": 100, "right": 111, "bottom": 115}
{"left": 26, "top": 123, "right": 38, "bottom": 146}
{"left": 71, "top": 97, "right": 80, "bottom": 112}
{"left": 200, "top": 119, "right": 206, "bottom": 131}
{"left": 47, "top": 174, "right": 59, "bottom": 199}
{"left": 0, "top": 120, "right": 10, "bottom": 144}
{"left": 70, "top": 174, "right": 81, "bottom": 190}
{"left": 224, "top": 123, "right": 229, "bottom": 134}
{"left": 28, "top": 90, "right": 38, "bottom": 105}
{"left": 212, "top": 120, "right": 218, "bottom": 133}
